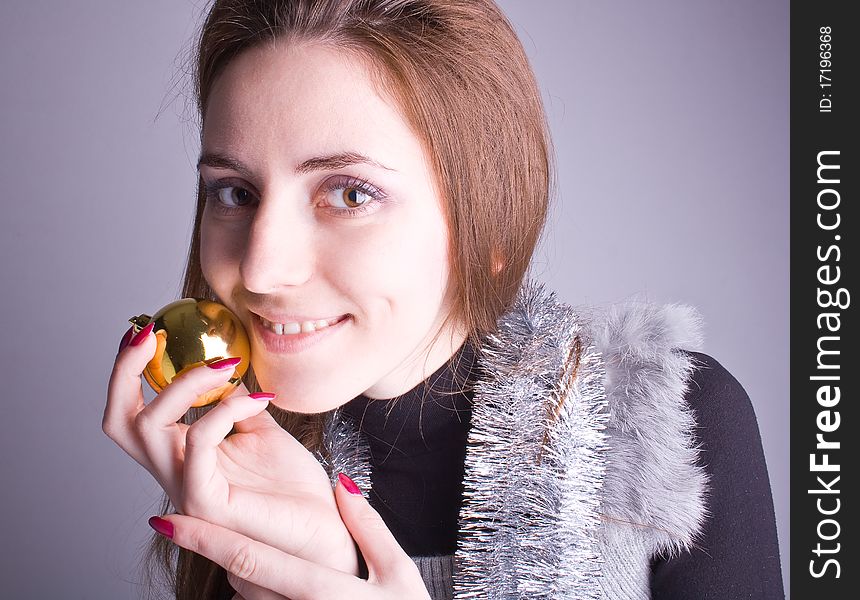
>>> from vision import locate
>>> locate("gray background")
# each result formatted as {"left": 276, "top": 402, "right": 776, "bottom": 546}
{"left": 0, "top": 0, "right": 789, "bottom": 597}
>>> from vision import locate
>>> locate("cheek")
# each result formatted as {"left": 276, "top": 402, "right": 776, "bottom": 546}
{"left": 200, "top": 219, "right": 242, "bottom": 291}
{"left": 334, "top": 208, "right": 450, "bottom": 316}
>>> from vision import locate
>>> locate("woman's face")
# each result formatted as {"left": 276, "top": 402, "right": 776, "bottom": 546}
{"left": 199, "top": 41, "right": 465, "bottom": 413}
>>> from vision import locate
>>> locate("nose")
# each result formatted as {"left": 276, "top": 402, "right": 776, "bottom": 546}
{"left": 239, "top": 198, "right": 315, "bottom": 294}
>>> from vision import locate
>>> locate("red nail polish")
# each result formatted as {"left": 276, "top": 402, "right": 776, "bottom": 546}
{"left": 248, "top": 392, "right": 276, "bottom": 401}
{"left": 117, "top": 325, "right": 134, "bottom": 354}
{"left": 129, "top": 322, "right": 155, "bottom": 347}
{"left": 148, "top": 516, "right": 174, "bottom": 539}
{"left": 206, "top": 356, "right": 242, "bottom": 370}
{"left": 338, "top": 472, "right": 362, "bottom": 495}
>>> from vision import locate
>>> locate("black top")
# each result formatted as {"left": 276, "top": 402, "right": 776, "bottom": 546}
{"left": 341, "top": 340, "right": 478, "bottom": 556}
{"left": 340, "top": 342, "right": 785, "bottom": 598}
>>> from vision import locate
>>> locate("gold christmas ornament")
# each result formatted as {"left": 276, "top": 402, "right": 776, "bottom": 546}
{"left": 128, "top": 298, "right": 251, "bottom": 407}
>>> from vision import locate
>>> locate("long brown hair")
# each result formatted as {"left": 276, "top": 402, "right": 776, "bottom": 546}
{"left": 143, "top": 1, "right": 555, "bottom": 597}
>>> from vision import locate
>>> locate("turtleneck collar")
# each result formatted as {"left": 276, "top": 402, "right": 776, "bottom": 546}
{"left": 340, "top": 339, "right": 478, "bottom": 460}
{"left": 338, "top": 338, "right": 479, "bottom": 556}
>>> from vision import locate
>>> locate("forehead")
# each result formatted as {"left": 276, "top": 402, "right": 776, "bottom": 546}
{"left": 202, "top": 41, "right": 419, "bottom": 166}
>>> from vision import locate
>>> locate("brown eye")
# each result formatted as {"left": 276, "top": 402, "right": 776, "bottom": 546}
{"left": 341, "top": 187, "right": 371, "bottom": 209}
{"left": 218, "top": 186, "right": 253, "bottom": 207}
{"left": 319, "top": 175, "right": 387, "bottom": 216}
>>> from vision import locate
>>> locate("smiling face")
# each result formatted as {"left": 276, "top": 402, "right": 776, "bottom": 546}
{"left": 198, "top": 41, "right": 466, "bottom": 413}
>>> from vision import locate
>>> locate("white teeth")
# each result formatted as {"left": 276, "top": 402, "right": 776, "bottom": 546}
{"left": 260, "top": 316, "right": 342, "bottom": 336}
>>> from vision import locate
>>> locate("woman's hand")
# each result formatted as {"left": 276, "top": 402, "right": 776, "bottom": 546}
{"left": 148, "top": 473, "right": 432, "bottom": 600}
{"left": 103, "top": 324, "right": 358, "bottom": 575}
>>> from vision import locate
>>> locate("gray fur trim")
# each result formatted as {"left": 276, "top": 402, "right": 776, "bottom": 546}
{"left": 589, "top": 301, "right": 709, "bottom": 557}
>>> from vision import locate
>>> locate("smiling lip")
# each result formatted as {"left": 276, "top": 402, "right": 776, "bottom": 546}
{"left": 252, "top": 313, "right": 350, "bottom": 354}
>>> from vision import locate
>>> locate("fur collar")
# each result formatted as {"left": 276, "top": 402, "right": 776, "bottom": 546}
{"left": 320, "top": 280, "right": 707, "bottom": 598}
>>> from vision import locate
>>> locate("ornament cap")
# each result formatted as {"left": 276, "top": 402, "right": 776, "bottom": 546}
{"left": 128, "top": 314, "right": 153, "bottom": 332}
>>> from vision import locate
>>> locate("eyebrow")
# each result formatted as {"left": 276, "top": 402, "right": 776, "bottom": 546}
{"left": 196, "top": 151, "right": 396, "bottom": 176}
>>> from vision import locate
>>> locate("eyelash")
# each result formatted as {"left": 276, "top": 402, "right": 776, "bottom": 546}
{"left": 202, "top": 176, "right": 388, "bottom": 218}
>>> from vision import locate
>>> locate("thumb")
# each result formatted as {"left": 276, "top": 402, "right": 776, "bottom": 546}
{"left": 334, "top": 473, "right": 414, "bottom": 582}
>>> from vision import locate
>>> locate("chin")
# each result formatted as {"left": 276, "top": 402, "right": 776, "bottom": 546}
{"left": 268, "top": 395, "right": 344, "bottom": 415}
{"left": 259, "top": 375, "right": 357, "bottom": 414}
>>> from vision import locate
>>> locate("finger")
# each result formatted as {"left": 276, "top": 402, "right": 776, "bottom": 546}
{"left": 103, "top": 322, "right": 158, "bottom": 462}
{"left": 223, "top": 382, "right": 290, "bottom": 436}
{"left": 136, "top": 357, "right": 243, "bottom": 432}
{"left": 116, "top": 324, "right": 134, "bottom": 356}
{"left": 152, "top": 514, "right": 363, "bottom": 600}
{"left": 105, "top": 323, "right": 198, "bottom": 503}
{"left": 183, "top": 393, "right": 273, "bottom": 497}
{"left": 334, "top": 473, "right": 415, "bottom": 581}
{"left": 105, "top": 322, "right": 155, "bottom": 433}
{"left": 232, "top": 401, "right": 286, "bottom": 434}
{"left": 228, "top": 573, "right": 289, "bottom": 600}
{"left": 133, "top": 358, "right": 242, "bottom": 488}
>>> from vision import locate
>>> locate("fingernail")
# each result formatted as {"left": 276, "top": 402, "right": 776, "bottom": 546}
{"left": 207, "top": 356, "right": 242, "bottom": 370}
{"left": 338, "top": 472, "right": 362, "bottom": 495}
{"left": 129, "top": 322, "right": 155, "bottom": 347}
{"left": 148, "top": 516, "right": 174, "bottom": 539}
{"left": 248, "top": 392, "right": 276, "bottom": 401}
{"left": 116, "top": 325, "right": 134, "bottom": 354}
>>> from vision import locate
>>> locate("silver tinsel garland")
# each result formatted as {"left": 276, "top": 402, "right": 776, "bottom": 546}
{"left": 452, "top": 280, "right": 608, "bottom": 600}
{"left": 316, "top": 407, "right": 373, "bottom": 498}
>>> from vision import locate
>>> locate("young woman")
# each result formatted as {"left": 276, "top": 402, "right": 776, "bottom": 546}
{"left": 104, "top": 1, "right": 784, "bottom": 598}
